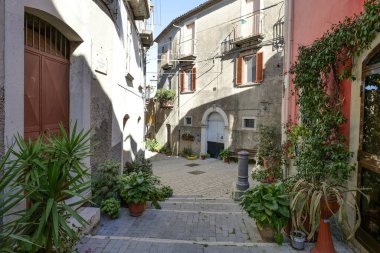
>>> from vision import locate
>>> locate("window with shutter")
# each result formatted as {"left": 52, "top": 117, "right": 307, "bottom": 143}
{"left": 180, "top": 67, "right": 195, "bottom": 93}
{"left": 236, "top": 51, "right": 264, "bottom": 85}
{"left": 256, "top": 52, "right": 264, "bottom": 83}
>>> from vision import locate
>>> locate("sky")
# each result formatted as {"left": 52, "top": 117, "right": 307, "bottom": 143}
{"left": 146, "top": 0, "right": 207, "bottom": 83}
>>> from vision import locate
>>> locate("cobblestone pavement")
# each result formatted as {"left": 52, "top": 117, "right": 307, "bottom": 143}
{"left": 75, "top": 154, "right": 355, "bottom": 253}
{"left": 148, "top": 152, "right": 255, "bottom": 198}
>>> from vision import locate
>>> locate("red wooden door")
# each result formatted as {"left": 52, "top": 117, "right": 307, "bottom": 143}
{"left": 24, "top": 49, "right": 69, "bottom": 140}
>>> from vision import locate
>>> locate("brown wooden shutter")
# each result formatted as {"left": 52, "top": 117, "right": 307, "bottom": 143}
{"left": 180, "top": 70, "right": 185, "bottom": 92}
{"left": 191, "top": 67, "right": 196, "bottom": 91}
{"left": 256, "top": 52, "right": 264, "bottom": 83}
{"left": 236, "top": 57, "right": 243, "bottom": 85}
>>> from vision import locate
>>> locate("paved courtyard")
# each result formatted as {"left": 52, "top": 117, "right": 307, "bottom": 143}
{"left": 75, "top": 154, "right": 355, "bottom": 253}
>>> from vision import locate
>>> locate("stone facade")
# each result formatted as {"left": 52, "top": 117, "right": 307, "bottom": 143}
{"left": 152, "top": 0, "right": 284, "bottom": 156}
{"left": 1, "top": 0, "right": 152, "bottom": 177}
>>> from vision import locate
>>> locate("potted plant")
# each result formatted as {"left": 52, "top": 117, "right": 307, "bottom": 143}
{"left": 119, "top": 172, "right": 157, "bottom": 217}
{"left": 290, "top": 230, "right": 306, "bottom": 250}
{"left": 256, "top": 125, "right": 281, "bottom": 169}
{"left": 100, "top": 198, "right": 121, "bottom": 219}
{"left": 219, "top": 148, "right": 232, "bottom": 163}
{"left": 251, "top": 163, "right": 282, "bottom": 184}
{"left": 200, "top": 153, "right": 209, "bottom": 160}
{"left": 155, "top": 89, "right": 176, "bottom": 108}
{"left": 240, "top": 182, "right": 290, "bottom": 245}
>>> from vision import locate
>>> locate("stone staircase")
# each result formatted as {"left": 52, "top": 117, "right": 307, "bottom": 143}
{"left": 75, "top": 195, "right": 355, "bottom": 253}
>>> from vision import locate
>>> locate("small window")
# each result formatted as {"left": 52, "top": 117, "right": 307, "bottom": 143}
{"left": 242, "top": 117, "right": 256, "bottom": 130}
{"left": 184, "top": 116, "right": 192, "bottom": 126}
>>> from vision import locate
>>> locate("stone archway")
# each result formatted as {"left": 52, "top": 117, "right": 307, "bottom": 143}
{"left": 200, "top": 106, "right": 229, "bottom": 155}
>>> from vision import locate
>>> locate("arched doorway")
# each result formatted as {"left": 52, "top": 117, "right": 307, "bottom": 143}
{"left": 200, "top": 106, "right": 229, "bottom": 157}
{"left": 356, "top": 46, "right": 380, "bottom": 252}
{"left": 24, "top": 13, "right": 70, "bottom": 140}
{"left": 207, "top": 112, "right": 224, "bottom": 158}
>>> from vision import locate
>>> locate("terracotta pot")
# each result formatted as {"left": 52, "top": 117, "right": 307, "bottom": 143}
{"left": 223, "top": 157, "right": 230, "bottom": 164}
{"left": 128, "top": 202, "right": 145, "bottom": 217}
{"left": 311, "top": 195, "right": 340, "bottom": 253}
{"left": 257, "top": 223, "right": 275, "bottom": 242}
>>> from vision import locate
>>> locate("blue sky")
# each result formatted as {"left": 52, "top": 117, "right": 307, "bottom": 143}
{"left": 146, "top": 0, "right": 207, "bottom": 82}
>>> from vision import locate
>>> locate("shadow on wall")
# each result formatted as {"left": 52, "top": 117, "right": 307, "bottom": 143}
{"left": 155, "top": 51, "right": 283, "bottom": 154}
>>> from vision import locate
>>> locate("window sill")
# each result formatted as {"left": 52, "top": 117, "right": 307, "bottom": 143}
{"left": 180, "top": 91, "right": 195, "bottom": 94}
{"left": 236, "top": 82, "right": 262, "bottom": 88}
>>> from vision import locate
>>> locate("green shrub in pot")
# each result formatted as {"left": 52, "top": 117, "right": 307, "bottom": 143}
{"left": 240, "top": 182, "right": 290, "bottom": 245}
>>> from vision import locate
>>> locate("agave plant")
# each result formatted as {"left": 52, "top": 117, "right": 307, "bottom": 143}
{"left": 9, "top": 122, "right": 92, "bottom": 253}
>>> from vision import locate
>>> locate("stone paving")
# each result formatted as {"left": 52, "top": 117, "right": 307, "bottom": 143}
{"left": 75, "top": 153, "right": 355, "bottom": 253}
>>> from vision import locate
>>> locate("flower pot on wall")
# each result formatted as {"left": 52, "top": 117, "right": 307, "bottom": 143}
{"left": 160, "top": 100, "right": 174, "bottom": 109}
{"left": 128, "top": 202, "right": 146, "bottom": 217}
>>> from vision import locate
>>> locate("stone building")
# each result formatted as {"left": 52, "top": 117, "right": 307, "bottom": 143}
{"left": 0, "top": 0, "right": 153, "bottom": 173}
{"left": 150, "top": 0, "right": 284, "bottom": 157}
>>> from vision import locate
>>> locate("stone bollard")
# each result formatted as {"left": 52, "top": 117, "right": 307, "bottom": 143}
{"left": 232, "top": 150, "right": 250, "bottom": 201}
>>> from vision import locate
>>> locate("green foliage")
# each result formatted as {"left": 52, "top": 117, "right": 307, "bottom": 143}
{"left": 155, "top": 89, "right": 176, "bottom": 101}
{"left": 10, "top": 122, "right": 92, "bottom": 253}
{"left": 257, "top": 125, "right": 281, "bottom": 160}
{"left": 124, "top": 154, "right": 153, "bottom": 175}
{"left": 219, "top": 148, "right": 232, "bottom": 159}
{"left": 92, "top": 160, "right": 120, "bottom": 205}
{"left": 240, "top": 183, "right": 290, "bottom": 245}
{"left": 181, "top": 147, "right": 193, "bottom": 157}
{"left": 145, "top": 138, "right": 162, "bottom": 152}
{"left": 159, "top": 185, "right": 174, "bottom": 199}
{"left": 0, "top": 147, "right": 33, "bottom": 252}
{"left": 251, "top": 164, "right": 283, "bottom": 183}
{"left": 119, "top": 172, "right": 158, "bottom": 204}
{"left": 100, "top": 198, "right": 120, "bottom": 219}
{"left": 159, "top": 145, "right": 173, "bottom": 155}
{"left": 290, "top": 0, "right": 380, "bottom": 185}
{"left": 289, "top": 1, "right": 379, "bottom": 239}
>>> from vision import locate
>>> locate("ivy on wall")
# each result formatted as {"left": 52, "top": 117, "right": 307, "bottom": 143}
{"left": 290, "top": 0, "right": 380, "bottom": 184}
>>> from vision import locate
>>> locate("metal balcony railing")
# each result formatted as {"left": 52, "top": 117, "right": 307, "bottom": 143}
{"left": 232, "top": 12, "right": 264, "bottom": 44}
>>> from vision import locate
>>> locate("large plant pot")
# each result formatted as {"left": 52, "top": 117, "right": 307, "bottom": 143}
{"left": 257, "top": 223, "right": 275, "bottom": 242}
{"left": 128, "top": 202, "right": 145, "bottom": 217}
{"left": 311, "top": 196, "right": 340, "bottom": 253}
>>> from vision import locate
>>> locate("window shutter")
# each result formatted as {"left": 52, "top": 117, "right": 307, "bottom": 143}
{"left": 236, "top": 57, "right": 243, "bottom": 85}
{"left": 180, "top": 70, "right": 185, "bottom": 92}
{"left": 191, "top": 67, "right": 196, "bottom": 91}
{"left": 256, "top": 52, "right": 264, "bottom": 83}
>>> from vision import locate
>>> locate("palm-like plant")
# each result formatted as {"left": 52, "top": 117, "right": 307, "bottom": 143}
{"left": 10, "top": 122, "right": 92, "bottom": 253}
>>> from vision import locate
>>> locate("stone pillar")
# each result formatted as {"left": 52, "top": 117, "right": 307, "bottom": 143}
{"left": 232, "top": 150, "right": 250, "bottom": 200}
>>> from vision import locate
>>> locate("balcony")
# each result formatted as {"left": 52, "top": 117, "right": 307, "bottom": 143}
{"left": 140, "top": 29, "right": 153, "bottom": 47}
{"left": 127, "top": 0, "right": 150, "bottom": 20}
{"left": 160, "top": 51, "right": 173, "bottom": 70}
{"left": 231, "top": 12, "right": 264, "bottom": 46}
{"left": 177, "top": 38, "right": 196, "bottom": 62}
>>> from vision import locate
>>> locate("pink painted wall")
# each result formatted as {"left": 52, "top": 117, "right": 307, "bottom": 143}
{"left": 288, "top": 0, "right": 365, "bottom": 140}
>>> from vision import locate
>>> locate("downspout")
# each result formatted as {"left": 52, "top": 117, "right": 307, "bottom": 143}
{"left": 173, "top": 24, "right": 181, "bottom": 156}
{"left": 283, "top": 0, "right": 293, "bottom": 178}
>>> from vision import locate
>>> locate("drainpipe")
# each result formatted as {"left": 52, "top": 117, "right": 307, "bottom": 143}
{"left": 283, "top": 0, "right": 293, "bottom": 178}
{"left": 173, "top": 24, "right": 181, "bottom": 156}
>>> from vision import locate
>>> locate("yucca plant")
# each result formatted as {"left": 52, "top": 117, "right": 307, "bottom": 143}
{"left": 0, "top": 146, "right": 35, "bottom": 252}
{"left": 10, "top": 122, "right": 92, "bottom": 253}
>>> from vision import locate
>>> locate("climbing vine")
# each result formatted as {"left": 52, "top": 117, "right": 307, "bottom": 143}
{"left": 290, "top": 0, "right": 380, "bottom": 185}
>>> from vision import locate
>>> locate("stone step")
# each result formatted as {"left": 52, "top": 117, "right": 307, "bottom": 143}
{"left": 68, "top": 207, "right": 100, "bottom": 237}
{"left": 94, "top": 207, "right": 260, "bottom": 243}
{"left": 155, "top": 201, "right": 242, "bottom": 212}
{"left": 166, "top": 197, "right": 236, "bottom": 204}
{"left": 77, "top": 235, "right": 355, "bottom": 253}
